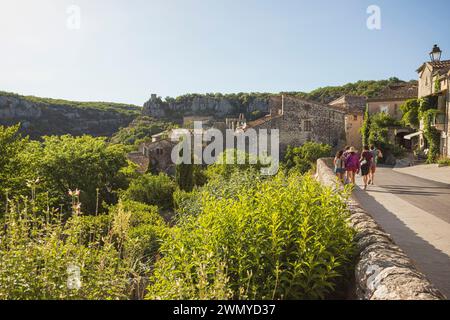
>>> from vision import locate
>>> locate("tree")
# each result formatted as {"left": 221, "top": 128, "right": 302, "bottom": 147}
{"left": 34, "top": 135, "right": 132, "bottom": 214}
{"left": 361, "top": 107, "right": 371, "bottom": 147}
{"left": 400, "top": 99, "right": 421, "bottom": 129}
{"left": 175, "top": 163, "right": 194, "bottom": 192}
{"left": 122, "top": 173, "right": 176, "bottom": 210}
{"left": 284, "top": 142, "right": 332, "bottom": 174}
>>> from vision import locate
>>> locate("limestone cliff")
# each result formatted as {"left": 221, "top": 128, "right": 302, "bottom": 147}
{"left": 142, "top": 93, "right": 270, "bottom": 120}
{"left": 0, "top": 92, "right": 141, "bottom": 138}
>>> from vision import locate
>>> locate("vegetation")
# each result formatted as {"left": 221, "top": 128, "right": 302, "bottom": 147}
{"left": 0, "top": 91, "right": 140, "bottom": 116}
{"left": 290, "top": 78, "right": 412, "bottom": 104}
{"left": 146, "top": 171, "right": 355, "bottom": 300}
{"left": 437, "top": 157, "right": 450, "bottom": 167}
{"left": 111, "top": 116, "right": 176, "bottom": 146}
{"left": 361, "top": 112, "right": 405, "bottom": 160}
{"left": 0, "top": 122, "right": 356, "bottom": 300}
{"left": 284, "top": 142, "right": 332, "bottom": 174}
{"left": 122, "top": 173, "right": 176, "bottom": 211}
{"left": 0, "top": 197, "right": 166, "bottom": 300}
{"left": 400, "top": 96, "right": 441, "bottom": 163}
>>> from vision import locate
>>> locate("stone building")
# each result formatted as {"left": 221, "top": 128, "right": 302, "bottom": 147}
{"left": 415, "top": 45, "right": 450, "bottom": 157}
{"left": 367, "top": 82, "right": 418, "bottom": 120}
{"left": 328, "top": 95, "right": 367, "bottom": 150}
{"left": 236, "top": 95, "right": 346, "bottom": 155}
{"left": 127, "top": 132, "right": 176, "bottom": 174}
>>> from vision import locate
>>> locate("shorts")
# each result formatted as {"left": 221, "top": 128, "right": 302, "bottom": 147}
{"left": 334, "top": 168, "right": 345, "bottom": 174}
{"left": 361, "top": 164, "right": 370, "bottom": 176}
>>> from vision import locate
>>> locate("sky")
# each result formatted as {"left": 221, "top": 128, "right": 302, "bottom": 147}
{"left": 1, "top": 0, "right": 449, "bottom": 106}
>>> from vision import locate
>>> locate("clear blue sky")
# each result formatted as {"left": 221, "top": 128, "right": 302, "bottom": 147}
{"left": 1, "top": 0, "right": 449, "bottom": 105}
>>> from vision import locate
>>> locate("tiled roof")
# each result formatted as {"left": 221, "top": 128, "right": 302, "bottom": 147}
{"left": 241, "top": 114, "right": 283, "bottom": 132}
{"left": 430, "top": 60, "right": 450, "bottom": 69}
{"left": 417, "top": 60, "right": 450, "bottom": 73}
{"left": 127, "top": 152, "right": 149, "bottom": 174}
{"left": 369, "top": 83, "right": 418, "bottom": 101}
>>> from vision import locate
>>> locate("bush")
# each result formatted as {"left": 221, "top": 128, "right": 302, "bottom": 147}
{"left": 437, "top": 157, "right": 450, "bottom": 167}
{"left": 122, "top": 173, "right": 176, "bottom": 210}
{"left": 146, "top": 173, "right": 355, "bottom": 300}
{"left": 284, "top": 142, "right": 332, "bottom": 174}
{"left": 0, "top": 201, "right": 131, "bottom": 300}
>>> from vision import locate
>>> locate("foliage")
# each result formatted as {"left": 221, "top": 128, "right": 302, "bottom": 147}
{"left": 0, "top": 91, "right": 140, "bottom": 116}
{"left": 422, "top": 109, "right": 441, "bottom": 163}
{"left": 361, "top": 107, "right": 371, "bottom": 147}
{"left": 400, "top": 99, "right": 421, "bottom": 129}
{"left": 365, "top": 112, "right": 403, "bottom": 159}
{"left": 400, "top": 97, "right": 441, "bottom": 163}
{"left": 205, "top": 149, "right": 264, "bottom": 179}
{"left": 111, "top": 116, "right": 176, "bottom": 146}
{"left": 0, "top": 201, "right": 130, "bottom": 299}
{"left": 292, "top": 78, "right": 409, "bottom": 104}
{"left": 0, "top": 125, "right": 31, "bottom": 204}
{"left": 284, "top": 142, "right": 332, "bottom": 174}
{"left": 31, "top": 135, "right": 133, "bottom": 215}
{"left": 437, "top": 157, "right": 450, "bottom": 167}
{"left": 146, "top": 173, "right": 355, "bottom": 300}
{"left": 175, "top": 163, "right": 194, "bottom": 192}
{"left": 122, "top": 173, "right": 176, "bottom": 211}
{"left": 0, "top": 195, "right": 167, "bottom": 300}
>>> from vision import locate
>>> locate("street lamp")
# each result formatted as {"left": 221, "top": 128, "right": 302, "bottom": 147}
{"left": 430, "top": 44, "right": 442, "bottom": 62}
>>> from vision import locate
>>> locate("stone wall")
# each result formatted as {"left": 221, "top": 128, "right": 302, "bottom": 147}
{"left": 251, "top": 96, "right": 346, "bottom": 154}
{"left": 316, "top": 158, "right": 445, "bottom": 300}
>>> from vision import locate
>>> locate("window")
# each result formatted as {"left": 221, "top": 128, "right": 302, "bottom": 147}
{"left": 353, "top": 115, "right": 358, "bottom": 121}
{"left": 304, "top": 120, "right": 312, "bottom": 132}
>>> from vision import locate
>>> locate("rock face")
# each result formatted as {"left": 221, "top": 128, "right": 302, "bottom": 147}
{"left": 316, "top": 158, "right": 445, "bottom": 300}
{"left": 142, "top": 94, "right": 269, "bottom": 119}
{"left": 0, "top": 93, "right": 139, "bottom": 138}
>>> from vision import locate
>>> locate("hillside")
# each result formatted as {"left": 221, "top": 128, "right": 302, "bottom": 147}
{"left": 143, "top": 78, "right": 415, "bottom": 120}
{"left": 0, "top": 91, "right": 141, "bottom": 138}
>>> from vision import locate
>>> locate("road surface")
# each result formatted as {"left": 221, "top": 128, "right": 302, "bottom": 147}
{"left": 353, "top": 166, "right": 450, "bottom": 298}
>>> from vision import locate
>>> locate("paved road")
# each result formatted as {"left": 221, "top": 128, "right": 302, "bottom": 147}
{"left": 353, "top": 166, "right": 450, "bottom": 298}
{"left": 370, "top": 167, "right": 450, "bottom": 224}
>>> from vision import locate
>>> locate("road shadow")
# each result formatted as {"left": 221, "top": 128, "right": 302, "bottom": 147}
{"left": 352, "top": 187, "right": 450, "bottom": 299}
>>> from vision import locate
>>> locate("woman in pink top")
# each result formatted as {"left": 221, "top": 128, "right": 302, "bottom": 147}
{"left": 345, "top": 147, "right": 360, "bottom": 184}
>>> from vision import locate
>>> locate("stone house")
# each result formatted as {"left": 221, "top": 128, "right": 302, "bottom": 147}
{"left": 415, "top": 45, "right": 450, "bottom": 158}
{"left": 328, "top": 95, "right": 367, "bottom": 150}
{"left": 367, "top": 82, "right": 418, "bottom": 120}
{"left": 236, "top": 95, "right": 346, "bottom": 155}
{"left": 127, "top": 133, "right": 176, "bottom": 174}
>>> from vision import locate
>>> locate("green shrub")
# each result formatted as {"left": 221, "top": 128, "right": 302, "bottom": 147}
{"left": 284, "top": 142, "right": 332, "bottom": 174}
{"left": 146, "top": 173, "right": 355, "bottom": 300}
{"left": 122, "top": 173, "right": 176, "bottom": 210}
{"left": 437, "top": 157, "right": 450, "bottom": 167}
{"left": 0, "top": 202, "right": 130, "bottom": 300}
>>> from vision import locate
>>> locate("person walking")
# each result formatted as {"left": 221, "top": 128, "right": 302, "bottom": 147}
{"left": 360, "top": 145, "right": 374, "bottom": 190}
{"left": 345, "top": 147, "right": 359, "bottom": 184}
{"left": 369, "top": 144, "right": 383, "bottom": 185}
{"left": 342, "top": 146, "right": 351, "bottom": 183}
{"left": 334, "top": 150, "right": 346, "bottom": 182}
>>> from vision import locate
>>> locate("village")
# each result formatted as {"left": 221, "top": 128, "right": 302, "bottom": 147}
{"left": 127, "top": 45, "right": 450, "bottom": 298}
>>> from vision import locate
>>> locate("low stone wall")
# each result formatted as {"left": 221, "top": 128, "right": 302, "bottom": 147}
{"left": 316, "top": 158, "right": 445, "bottom": 300}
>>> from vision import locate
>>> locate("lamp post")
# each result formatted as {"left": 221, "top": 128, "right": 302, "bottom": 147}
{"left": 430, "top": 44, "right": 442, "bottom": 62}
